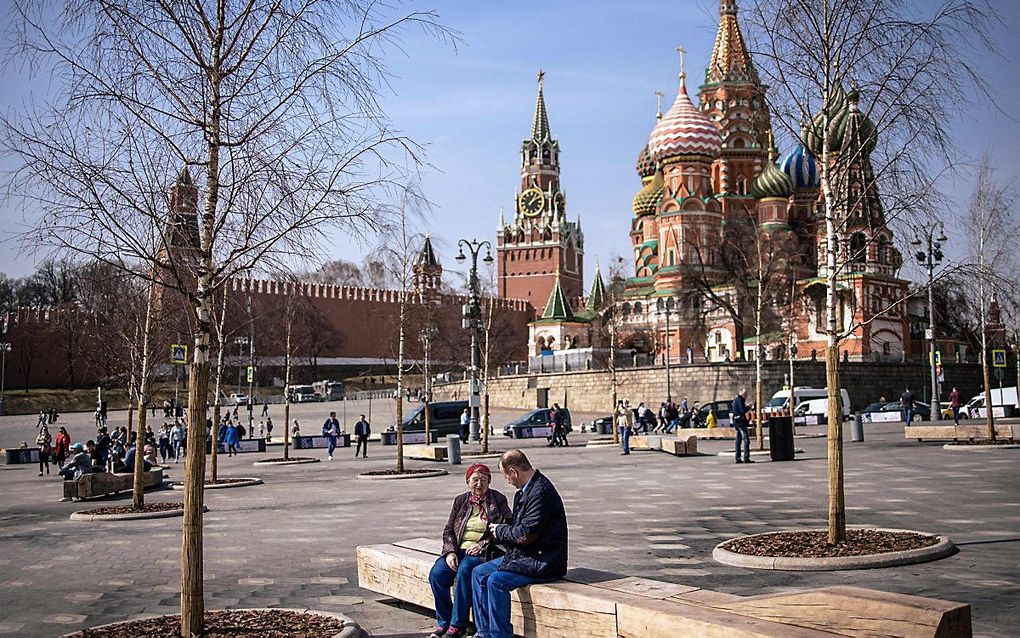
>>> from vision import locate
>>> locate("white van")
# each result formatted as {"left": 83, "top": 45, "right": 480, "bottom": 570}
{"left": 793, "top": 389, "right": 853, "bottom": 421}
{"left": 765, "top": 387, "right": 850, "bottom": 416}
{"left": 967, "top": 387, "right": 1018, "bottom": 418}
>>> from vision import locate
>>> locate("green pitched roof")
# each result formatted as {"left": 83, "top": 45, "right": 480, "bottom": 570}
{"left": 417, "top": 234, "right": 439, "bottom": 268}
{"left": 585, "top": 264, "right": 606, "bottom": 311}
{"left": 541, "top": 274, "right": 574, "bottom": 320}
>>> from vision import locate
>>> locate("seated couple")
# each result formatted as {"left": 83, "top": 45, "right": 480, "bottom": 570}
{"left": 428, "top": 449, "right": 567, "bottom": 638}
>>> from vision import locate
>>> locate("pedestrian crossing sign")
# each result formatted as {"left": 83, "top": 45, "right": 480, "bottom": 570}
{"left": 992, "top": 349, "right": 1006, "bottom": 368}
{"left": 170, "top": 344, "right": 188, "bottom": 364}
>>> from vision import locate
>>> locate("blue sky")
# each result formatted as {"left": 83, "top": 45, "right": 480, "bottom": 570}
{"left": 2, "top": 0, "right": 1018, "bottom": 288}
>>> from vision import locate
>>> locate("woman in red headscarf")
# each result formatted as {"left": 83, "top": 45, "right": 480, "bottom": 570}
{"left": 427, "top": 463, "right": 512, "bottom": 638}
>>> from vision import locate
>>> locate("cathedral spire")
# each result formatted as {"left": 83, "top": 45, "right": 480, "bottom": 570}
{"left": 707, "top": 0, "right": 756, "bottom": 84}
{"left": 541, "top": 272, "right": 574, "bottom": 321}
{"left": 531, "top": 69, "right": 551, "bottom": 143}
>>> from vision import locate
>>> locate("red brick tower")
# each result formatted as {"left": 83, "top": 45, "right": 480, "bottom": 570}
{"left": 497, "top": 72, "right": 584, "bottom": 317}
{"left": 698, "top": 0, "right": 772, "bottom": 220}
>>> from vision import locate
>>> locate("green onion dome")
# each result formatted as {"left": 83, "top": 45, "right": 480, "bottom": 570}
{"left": 750, "top": 141, "right": 793, "bottom": 200}
{"left": 632, "top": 166, "right": 665, "bottom": 217}
{"left": 636, "top": 144, "right": 656, "bottom": 179}
{"left": 801, "top": 84, "right": 877, "bottom": 158}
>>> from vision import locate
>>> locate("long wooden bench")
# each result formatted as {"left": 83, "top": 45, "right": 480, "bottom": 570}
{"left": 905, "top": 424, "right": 1018, "bottom": 442}
{"left": 61, "top": 467, "right": 166, "bottom": 501}
{"left": 626, "top": 435, "right": 699, "bottom": 456}
{"left": 357, "top": 538, "right": 971, "bottom": 637}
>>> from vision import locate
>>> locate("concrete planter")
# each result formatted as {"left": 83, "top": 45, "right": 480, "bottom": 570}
{"left": 170, "top": 478, "right": 263, "bottom": 490}
{"left": 69, "top": 505, "right": 209, "bottom": 522}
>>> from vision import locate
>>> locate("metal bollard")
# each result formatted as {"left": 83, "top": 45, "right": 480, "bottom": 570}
{"left": 446, "top": 434, "right": 462, "bottom": 465}
{"left": 851, "top": 413, "right": 864, "bottom": 442}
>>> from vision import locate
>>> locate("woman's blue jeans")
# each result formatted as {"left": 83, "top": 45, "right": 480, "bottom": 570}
{"left": 429, "top": 550, "right": 483, "bottom": 629}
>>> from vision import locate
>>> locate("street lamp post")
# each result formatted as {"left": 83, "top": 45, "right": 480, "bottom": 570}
{"left": 0, "top": 342, "right": 11, "bottom": 416}
{"left": 456, "top": 238, "right": 494, "bottom": 443}
{"left": 912, "top": 223, "right": 947, "bottom": 422}
{"left": 656, "top": 297, "right": 677, "bottom": 402}
{"left": 234, "top": 337, "right": 249, "bottom": 432}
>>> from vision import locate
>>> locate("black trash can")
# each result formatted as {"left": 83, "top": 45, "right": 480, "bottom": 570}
{"left": 768, "top": 416, "right": 795, "bottom": 461}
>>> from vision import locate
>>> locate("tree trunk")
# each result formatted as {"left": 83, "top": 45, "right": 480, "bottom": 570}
{"left": 209, "top": 293, "right": 229, "bottom": 483}
{"left": 284, "top": 329, "right": 292, "bottom": 462}
{"left": 754, "top": 293, "right": 764, "bottom": 451}
{"left": 181, "top": 290, "right": 211, "bottom": 637}
{"left": 825, "top": 344, "right": 845, "bottom": 544}
{"left": 396, "top": 295, "right": 405, "bottom": 473}
{"left": 132, "top": 279, "right": 157, "bottom": 509}
{"left": 482, "top": 392, "right": 490, "bottom": 454}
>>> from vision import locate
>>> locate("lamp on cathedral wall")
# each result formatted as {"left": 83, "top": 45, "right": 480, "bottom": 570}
{"left": 912, "top": 222, "right": 947, "bottom": 421}
{"left": 456, "top": 238, "right": 494, "bottom": 442}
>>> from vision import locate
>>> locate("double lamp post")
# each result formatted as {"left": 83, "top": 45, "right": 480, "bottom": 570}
{"left": 912, "top": 222, "right": 947, "bottom": 421}
{"left": 456, "top": 238, "right": 493, "bottom": 443}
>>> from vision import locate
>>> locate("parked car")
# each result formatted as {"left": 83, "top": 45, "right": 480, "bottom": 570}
{"left": 228, "top": 393, "right": 249, "bottom": 406}
{"left": 503, "top": 408, "right": 572, "bottom": 439}
{"left": 860, "top": 401, "right": 929, "bottom": 423}
{"left": 767, "top": 387, "right": 851, "bottom": 418}
{"left": 392, "top": 400, "right": 470, "bottom": 439}
{"left": 696, "top": 400, "right": 733, "bottom": 427}
{"left": 588, "top": 414, "right": 614, "bottom": 434}
{"left": 793, "top": 389, "right": 853, "bottom": 421}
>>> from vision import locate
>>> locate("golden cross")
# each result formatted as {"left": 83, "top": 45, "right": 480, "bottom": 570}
{"left": 677, "top": 46, "right": 686, "bottom": 77}
{"left": 537, "top": 69, "right": 545, "bottom": 87}
{"left": 654, "top": 90, "right": 664, "bottom": 118}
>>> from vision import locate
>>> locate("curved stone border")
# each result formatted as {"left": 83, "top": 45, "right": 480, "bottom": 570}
{"left": 170, "top": 478, "right": 263, "bottom": 490}
{"left": 586, "top": 439, "right": 618, "bottom": 447}
{"left": 356, "top": 469, "right": 448, "bottom": 481}
{"left": 712, "top": 528, "right": 955, "bottom": 571}
{"left": 252, "top": 457, "right": 320, "bottom": 466}
{"left": 61, "top": 607, "right": 366, "bottom": 638}
{"left": 460, "top": 453, "right": 503, "bottom": 460}
{"left": 942, "top": 443, "right": 1020, "bottom": 451}
{"left": 69, "top": 504, "right": 209, "bottom": 522}
{"left": 715, "top": 449, "right": 803, "bottom": 457}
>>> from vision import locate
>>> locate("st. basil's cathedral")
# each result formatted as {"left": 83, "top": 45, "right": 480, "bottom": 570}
{"left": 504, "top": 0, "right": 910, "bottom": 364}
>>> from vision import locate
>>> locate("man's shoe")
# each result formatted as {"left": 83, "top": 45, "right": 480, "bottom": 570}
{"left": 735, "top": 459, "right": 743, "bottom": 464}
{"left": 744, "top": 458, "right": 755, "bottom": 463}
{"left": 327, "top": 455, "right": 333, "bottom": 461}
{"left": 428, "top": 627, "right": 447, "bottom": 638}
{"left": 444, "top": 627, "right": 468, "bottom": 637}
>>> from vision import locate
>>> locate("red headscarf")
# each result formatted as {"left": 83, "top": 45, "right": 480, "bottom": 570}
{"left": 465, "top": 463, "right": 491, "bottom": 521}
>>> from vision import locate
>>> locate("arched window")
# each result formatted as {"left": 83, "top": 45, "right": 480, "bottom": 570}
{"left": 633, "top": 301, "right": 643, "bottom": 314}
{"left": 850, "top": 232, "right": 867, "bottom": 262}
{"left": 736, "top": 175, "right": 747, "bottom": 196}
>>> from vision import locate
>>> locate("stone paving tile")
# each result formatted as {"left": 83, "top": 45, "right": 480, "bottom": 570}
{"left": 0, "top": 411, "right": 1018, "bottom": 637}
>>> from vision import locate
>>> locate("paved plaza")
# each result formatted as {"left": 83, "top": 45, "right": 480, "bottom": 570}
{"left": 0, "top": 402, "right": 1018, "bottom": 637}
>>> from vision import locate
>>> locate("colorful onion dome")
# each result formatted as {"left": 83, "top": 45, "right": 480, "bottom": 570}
{"left": 801, "top": 83, "right": 877, "bottom": 157}
{"left": 648, "top": 75, "right": 721, "bottom": 162}
{"left": 780, "top": 140, "right": 819, "bottom": 189}
{"left": 632, "top": 166, "right": 665, "bottom": 216}
{"left": 750, "top": 139, "right": 793, "bottom": 200}
{"left": 636, "top": 144, "right": 656, "bottom": 179}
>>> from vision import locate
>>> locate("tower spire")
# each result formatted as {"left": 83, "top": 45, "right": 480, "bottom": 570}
{"left": 707, "top": 0, "right": 755, "bottom": 84}
{"left": 531, "top": 69, "right": 551, "bottom": 143}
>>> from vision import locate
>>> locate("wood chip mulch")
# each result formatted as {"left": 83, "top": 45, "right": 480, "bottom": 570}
{"left": 721, "top": 529, "right": 939, "bottom": 558}
{"left": 462, "top": 450, "right": 504, "bottom": 457}
{"left": 360, "top": 468, "right": 437, "bottom": 476}
{"left": 78, "top": 502, "right": 184, "bottom": 516}
{"left": 68, "top": 609, "right": 345, "bottom": 637}
{"left": 174, "top": 478, "right": 256, "bottom": 486}
{"left": 260, "top": 457, "right": 314, "bottom": 462}
{"left": 949, "top": 439, "right": 1017, "bottom": 446}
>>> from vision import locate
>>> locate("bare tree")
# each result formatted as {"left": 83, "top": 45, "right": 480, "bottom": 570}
{"left": 965, "top": 157, "right": 1016, "bottom": 441}
{"left": 2, "top": 2, "right": 449, "bottom": 633}
{"left": 744, "top": 0, "right": 997, "bottom": 544}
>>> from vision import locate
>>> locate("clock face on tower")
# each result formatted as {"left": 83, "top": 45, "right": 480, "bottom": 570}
{"left": 519, "top": 188, "right": 545, "bottom": 217}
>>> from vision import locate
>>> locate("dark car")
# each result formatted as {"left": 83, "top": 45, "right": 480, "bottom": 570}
{"left": 860, "top": 401, "right": 930, "bottom": 423}
{"left": 503, "top": 408, "right": 572, "bottom": 439}
{"left": 391, "top": 400, "right": 469, "bottom": 439}
{"left": 696, "top": 400, "right": 734, "bottom": 427}
{"left": 589, "top": 414, "right": 614, "bottom": 435}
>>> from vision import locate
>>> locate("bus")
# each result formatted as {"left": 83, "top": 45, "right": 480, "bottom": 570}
{"left": 313, "top": 380, "right": 345, "bottom": 401}
{"left": 286, "top": 384, "right": 318, "bottom": 403}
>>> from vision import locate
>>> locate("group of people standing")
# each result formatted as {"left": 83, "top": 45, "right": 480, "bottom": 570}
{"left": 319, "top": 411, "right": 372, "bottom": 460}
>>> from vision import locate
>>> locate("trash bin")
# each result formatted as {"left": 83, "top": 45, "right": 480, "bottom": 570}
{"left": 851, "top": 413, "right": 864, "bottom": 442}
{"left": 446, "top": 434, "right": 462, "bottom": 466}
{"left": 768, "top": 416, "right": 795, "bottom": 461}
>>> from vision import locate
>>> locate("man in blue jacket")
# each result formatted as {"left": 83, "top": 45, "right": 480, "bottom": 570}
{"left": 732, "top": 388, "right": 753, "bottom": 464}
{"left": 471, "top": 449, "right": 567, "bottom": 638}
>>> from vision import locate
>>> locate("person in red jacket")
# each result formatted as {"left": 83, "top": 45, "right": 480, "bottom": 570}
{"left": 54, "top": 427, "right": 72, "bottom": 468}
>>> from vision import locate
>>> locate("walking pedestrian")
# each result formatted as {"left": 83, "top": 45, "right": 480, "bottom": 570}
{"left": 265, "top": 416, "right": 274, "bottom": 442}
{"left": 291, "top": 419, "right": 301, "bottom": 442}
{"left": 170, "top": 421, "right": 184, "bottom": 463}
{"left": 158, "top": 424, "right": 170, "bottom": 463}
{"left": 733, "top": 389, "right": 752, "bottom": 464}
{"left": 37, "top": 411, "right": 47, "bottom": 428}
{"left": 949, "top": 386, "right": 962, "bottom": 425}
{"left": 460, "top": 408, "right": 470, "bottom": 442}
{"left": 322, "top": 411, "right": 341, "bottom": 460}
{"left": 354, "top": 414, "right": 370, "bottom": 458}
{"left": 900, "top": 387, "right": 916, "bottom": 424}
{"left": 261, "top": 401, "right": 269, "bottom": 417}
{"left": 225, "top": 422, "right": 239, "bottom": 457}
{"left": 36, "top": 425, "right": 53, "bottom": 476}
{"left": 54, "top": 426, "right": 71, "bottom": 468}
{"left": 616, "top": 400, "right": 633, "bottom": 455}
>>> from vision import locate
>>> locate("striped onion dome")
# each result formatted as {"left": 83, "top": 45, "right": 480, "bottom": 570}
{"left": 750, "top": 145, "right": 793, "bottom": 200}
{"left": 632, "top": 166, "right": 665, "bottom": 216}
{"left": 648, "top": 76, "right": 721, "bottom": 162}
{"left": 801, "top": 84, "right": 877, "bottom": 158}
{"left": 636, "top": 144, "right": 656, "bottom": 179}
{"left": 780, "top": 142, "right": 819, "bottom": 189}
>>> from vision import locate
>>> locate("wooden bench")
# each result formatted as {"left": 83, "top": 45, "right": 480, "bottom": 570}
{"left": 905, "top": 424, "right": 1018, "bottom": 442}
{"left": 626, "top": 435, "right": 699, "bottom": 456}
{"left": 357, "top": 538, "right": 971, "bottom": 637}
{"left": 61, "top": 467, "right": 166, "bottom": 501}
{"left": 403, "top": 444, "right": 448, "bottom": 461}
